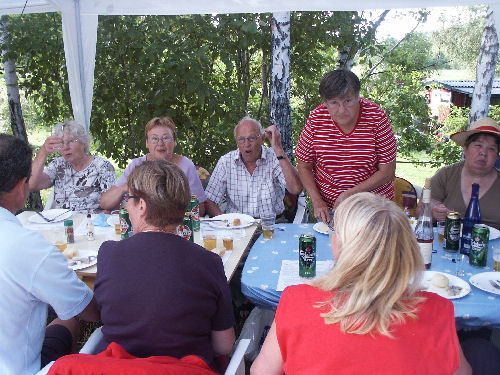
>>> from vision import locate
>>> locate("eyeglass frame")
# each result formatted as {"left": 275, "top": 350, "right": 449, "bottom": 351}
{"left": 148, "top": 135, "right": 175, "bottom": 144}
{"left": 123, "top": 193, "right": 140, "bottom": 202}
{"left": 62, "top": 138, "right": 80, "bottom": 148}
{"left": 236, "top": 134, "right": 263, "bottom": 145}
{"left": 324, "top": 96, "right": 358, "bottom": 111}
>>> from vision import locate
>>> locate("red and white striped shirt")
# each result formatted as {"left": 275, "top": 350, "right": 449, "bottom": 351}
{"left": 295, "top": 98, "right": 396, "bottom": 208}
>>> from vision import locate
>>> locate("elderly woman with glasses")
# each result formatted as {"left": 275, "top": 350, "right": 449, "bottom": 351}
{"left": 94, "top": 160, "right": 235, "bottom": 372}
{"left": 100, "top": 116, "right": 206, "bottom": 215}
{"left": 295, "top": 69, "right": 397, "bottom": 224}
{"left": 251, "top": 192, "right": 471, "bottom": 375}
{"left": 29, "top": 120, "right": 116, "bottom": 213}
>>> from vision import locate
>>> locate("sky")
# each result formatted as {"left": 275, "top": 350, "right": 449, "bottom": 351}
{"left": 372, "top": 6, "right": 476, "bottom": 41}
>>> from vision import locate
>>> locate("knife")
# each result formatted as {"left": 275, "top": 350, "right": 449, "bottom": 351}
{"left": 35, "top": 211, "right": 50, "bottom": 222}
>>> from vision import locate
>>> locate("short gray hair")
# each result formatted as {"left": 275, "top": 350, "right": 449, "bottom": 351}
{"left": 52, "top": 120, "right": 92, "bottom": 153}
{"left": 234, "top": 116, "right": 264, "bottom": 138}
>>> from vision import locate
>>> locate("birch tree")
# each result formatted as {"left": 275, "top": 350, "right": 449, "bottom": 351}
{"left": 0, "top": 17, "right": 43, "bottom": 210}
{"left": 270, "top": 12, "right": 293, "bottom": 160}
{"left": 469, "top": 7, "right": 499, "bottom": 125}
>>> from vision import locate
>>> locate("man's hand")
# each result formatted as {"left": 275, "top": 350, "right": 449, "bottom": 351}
{"left": 264, "top": 125, "right": 284, "bottom": 154}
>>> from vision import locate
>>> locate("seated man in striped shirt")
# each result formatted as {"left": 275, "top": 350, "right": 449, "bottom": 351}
{"left": 296, "top": 69, "right": 397, "bottom": 224}
{"left": 205, "top": 117, "right": 302, "bottom": 218}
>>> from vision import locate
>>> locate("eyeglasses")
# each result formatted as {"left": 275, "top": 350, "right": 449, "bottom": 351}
{"left": 62, "top": 139, "right": 79, "bottom": 147}
{"left": 236, "top": 135, "right": 260, "bottom": 144}
{"left": 325, "top": 97, "right": 357, "bottom": 110}
{"left": 123, "top": 193, "right": 140, "bottom": 202}
{"left": 148, "top": 136, "right": 174, "bottom": 144}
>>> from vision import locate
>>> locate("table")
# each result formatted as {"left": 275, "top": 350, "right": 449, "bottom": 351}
{"left": 241, "top": 223, "right": 500, "bottom": 329}
{"left": 17, "top": 211, "right": 258, "bottom": 287}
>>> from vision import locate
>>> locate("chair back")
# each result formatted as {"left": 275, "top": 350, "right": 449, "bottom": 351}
{"left": 196, "top": 166, "right": 211, "bottom": 189}
{"left": 394, "top": 177, "right": 418, "bottom": 217}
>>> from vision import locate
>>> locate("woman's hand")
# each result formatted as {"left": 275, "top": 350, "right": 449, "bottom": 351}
{"left": 42, "top": 135, "right": 64, "bottom": 154}
{"left": 312, "top": 197, "right": 330, "bottom": 223}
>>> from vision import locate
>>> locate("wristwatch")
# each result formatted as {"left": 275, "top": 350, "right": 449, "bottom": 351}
{"left": 277, "top": 155, "right": 285, "bottom": 160}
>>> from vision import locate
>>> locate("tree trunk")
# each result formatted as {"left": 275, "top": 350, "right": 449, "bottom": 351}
{"left": 0, "top": 18, "right": 43, "bottom": 211}
{"left": 270, "top": 12, "right": 293, "bottom": 161}
{"left": 469, "top": 7, "right": 499, "bottom": 125}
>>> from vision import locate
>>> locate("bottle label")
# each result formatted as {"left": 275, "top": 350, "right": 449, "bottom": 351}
{"left": 418, "top": 241, "right": 433, "bottom": 264}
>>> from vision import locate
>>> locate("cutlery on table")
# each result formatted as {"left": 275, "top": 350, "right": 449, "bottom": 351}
{"left": 69, "top": 255, "right": 96, "bottom": 267}
{"left": 489, "top": 280, "right": 500, "bottom": 290}
{"left": 35, "top": 211, "right": 50, "bottom": 222}
{"left": 36, "top": 210, "right": 70, "bottom": 223}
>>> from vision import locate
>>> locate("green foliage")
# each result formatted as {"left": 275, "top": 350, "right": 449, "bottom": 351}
{"left": 430, "top": 6, "right": 493, "bottom": 73}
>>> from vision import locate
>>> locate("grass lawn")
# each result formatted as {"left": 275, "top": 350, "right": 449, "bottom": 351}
{"left": 396, "top": 152, "right": 442, "bottom": 188}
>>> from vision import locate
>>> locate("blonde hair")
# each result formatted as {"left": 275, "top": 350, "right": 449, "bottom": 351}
{"left": 127, "top": 160, "right": 190, "bottom": 226}
{"left": 312, "top": 192, "right": 425, "bottom": 337}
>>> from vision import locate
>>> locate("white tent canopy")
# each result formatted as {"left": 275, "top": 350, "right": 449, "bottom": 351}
{"left": 1, "top": 0, "right": 500, "bottom": 130}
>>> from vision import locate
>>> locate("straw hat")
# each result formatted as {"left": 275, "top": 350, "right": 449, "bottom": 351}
{"left": 450, "top": 117, "right": 500, "bottom": 147}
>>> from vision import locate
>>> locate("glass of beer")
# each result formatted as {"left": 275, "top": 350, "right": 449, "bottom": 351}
{"left": 437, "top": 221, "right": 445, "bottom": 244}
{"left": 223, "top": 236, "right": 234, "bottom": 251}
{"left": 493, "top": 244, "right": 500, "bottom": 272}
{"left": 203, "top": 234, "right": 217, "bottom": 251}
{"left": 52, "top": 230, "right": 67, "bottom": 252}
{"left": 261, "top": 215, "right": 275, "bottom": 239}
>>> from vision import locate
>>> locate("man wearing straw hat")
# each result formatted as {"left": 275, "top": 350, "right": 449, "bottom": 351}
{"left": 431, "top": 117, "right": 500, "bottom": 229}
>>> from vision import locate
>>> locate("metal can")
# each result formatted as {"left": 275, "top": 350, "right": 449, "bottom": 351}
{"left": 64, "top": 219, "right": 75, "bottom": 243}
{"left": 299, "top": 233, "right": 316, "bottom": 278}
{"left": 119, "top": 208, "right": 133, "bottom": 239}
{"left": 177, "top": 212, "right": 194, "bottom": 242}
{"left": 469, "top": 224, "right": 489, "bottom": 267}
{"left": 444, "top": 211, "right": 461, "bottom": 252}
{"left": 189, "top": 195, "right": 200, "bottom": 232}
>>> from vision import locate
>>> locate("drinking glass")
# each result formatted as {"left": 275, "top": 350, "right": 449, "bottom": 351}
{"left": 52, "top": 229, "right": 67, "bottom": 253}
{"left": 51, "top": 124, "right": 64, "bottom": 150}
{"left": 454, "top": 253, "right": 466, "bottom": 277}
{"left": 223, "top": 235, "right": 234, "bottom": 251}
{"left": 261, "top": 215, "right": 275, "bottom": 239}
{"left": 203, "top": 234, "right": 217, "bottom": 250}
{"left": 492, "top": 244, "right": 500, "bottom": 272}
{"left": 437, "top": 221, "right": 445, "bottom": 244}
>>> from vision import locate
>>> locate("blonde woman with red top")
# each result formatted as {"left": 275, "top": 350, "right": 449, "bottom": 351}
{"left": 251, "top": 192, "right": 471, "bottom": 375}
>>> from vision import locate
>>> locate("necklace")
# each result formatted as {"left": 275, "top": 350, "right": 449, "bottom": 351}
{"left": 141, "top": 228, "right": 177, "bottom": 235}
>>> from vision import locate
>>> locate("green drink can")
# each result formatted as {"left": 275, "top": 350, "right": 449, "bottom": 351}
{"left": 469, "top": 224, "right": 489, "bottom": 267}
{"left": 119, "top": 207, "right": 133, "bottom": 239}
{"left": 299, "top": 233, "right": 316, "bottom": 278}
{"left": 177, "top": 212, "right": 194, "bottom": 242}
{"left": 189, "top": 195, "right": 200, "bottom": 232}
{"left": 444, "top": 211, "right": 461, "bottom": 252}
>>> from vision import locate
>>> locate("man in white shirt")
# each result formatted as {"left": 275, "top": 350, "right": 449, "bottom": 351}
{"left": 0, "top": 134, "right": 100, "bottom": 375}
{"left": 205, "top": 117, "right": 302, "bottom": 218}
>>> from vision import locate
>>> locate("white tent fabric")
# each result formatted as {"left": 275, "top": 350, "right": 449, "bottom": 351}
{"left": 1, "top": 0, "right": 500, "bottom": 130}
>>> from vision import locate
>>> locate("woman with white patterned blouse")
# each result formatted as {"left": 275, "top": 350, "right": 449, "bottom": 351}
{"left": 29, "top": 120, "right": 116, "bottom": 213}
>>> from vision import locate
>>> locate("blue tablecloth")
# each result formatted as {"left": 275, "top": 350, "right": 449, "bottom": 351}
{"left": 241, "top": 223, "right": 500, "bottom": 329}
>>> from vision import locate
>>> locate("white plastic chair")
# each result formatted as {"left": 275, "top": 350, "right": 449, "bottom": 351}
{"left": 293, "top": 191, "right": 309, "bottom": 223}
{"left": 43, "top": 187, "right": 56, "bottom": 211}
{"left": 37, "top": 326, "right": 251, "bottom": 375}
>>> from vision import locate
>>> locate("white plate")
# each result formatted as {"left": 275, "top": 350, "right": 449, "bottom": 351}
{"left": 29, "top": 209, "right": 73, "bottom": 224}
{"left": 487, "top": 226, "right": 500, "bottom": 240}
{"left": 469, "top": 272, "right": 500, "bottom": 296}
{"left": 205, "top": 213, "right": 255, "bottom": 229}
{"left": 313, "top": 222, "right": 329, "bottom": 235}
{"left": 68, "top": 250, "right": 98, "bottom": 271}
{"left": 106, "top": 215, "right": 119, "bottom": 227}
{"left": 421, "top": 271, "right": 471, "bottom": 299}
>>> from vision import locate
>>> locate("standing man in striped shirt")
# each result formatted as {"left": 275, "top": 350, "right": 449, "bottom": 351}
{"left": 295, "top": 69, "right": 397, "bottom": 224}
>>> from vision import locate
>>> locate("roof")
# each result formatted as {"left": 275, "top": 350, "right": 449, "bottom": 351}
{"left": 426, "top": 79, "right": 500, "bottom": 96}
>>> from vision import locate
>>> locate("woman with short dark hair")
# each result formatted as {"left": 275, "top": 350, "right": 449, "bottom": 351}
{"left": 431, "top": 117, "right": 500, "bottom": 229}
{"left": 94, "top": 160, "right": 235, "bottom": 371}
